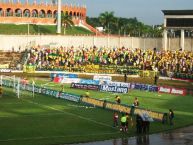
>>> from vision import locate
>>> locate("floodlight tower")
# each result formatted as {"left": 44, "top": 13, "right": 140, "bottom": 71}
{"left": 56, "top": 0, "right": 61, "bottom": 34}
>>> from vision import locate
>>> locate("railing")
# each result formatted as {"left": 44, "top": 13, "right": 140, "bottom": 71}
{"left": 173, "top": 72, "right": 193, "bottom": 80}
{"left": 35, "top": 64, "right": 140, "bottom": 75}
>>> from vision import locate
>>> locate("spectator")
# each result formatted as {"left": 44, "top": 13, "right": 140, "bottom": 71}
{"left": 124, "top": 73, "right": 127, "bottom": 82}
{"left": 154, "top": 74, "right": 158, "bottom": 85}
{"left": 26, "top": 46, "right": 193, "bottom": 76}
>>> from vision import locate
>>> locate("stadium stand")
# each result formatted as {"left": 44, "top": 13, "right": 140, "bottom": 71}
{"left": 24, "top": 46, "right": 193, "bottom": 78}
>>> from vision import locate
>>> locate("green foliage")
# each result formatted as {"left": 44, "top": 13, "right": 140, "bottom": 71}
{"left": 99, "top": 11, "right": 115, "bottom": 34}
{"left": 86, "top": 12, "right": 163, "bottom": 37}
{"left": 66, "top": 26, "right": 94, "bottom": 35}
{"left": 55, "top": 13, "right": 74, "bottom": 34}
{"left": 0, "top": 24, "right": 93, "bottom": 35}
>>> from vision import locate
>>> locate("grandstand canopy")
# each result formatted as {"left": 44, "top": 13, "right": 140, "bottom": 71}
{"left": 162, "top": 10, "right": 193, "bottom": 15}
{"left": 162, "top": 10, "right": 193, "bottom": 51}
{"left": 162, "top": 10, "right": 193, "bottom": 28}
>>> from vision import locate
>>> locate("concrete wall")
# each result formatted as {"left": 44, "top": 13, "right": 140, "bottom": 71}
{"left": 0, "top": 35, "right": 193, "bottom": 51}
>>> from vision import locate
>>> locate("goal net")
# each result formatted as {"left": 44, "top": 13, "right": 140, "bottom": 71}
{"left": 0, "top": 75, "right": 35, "bottom": 99}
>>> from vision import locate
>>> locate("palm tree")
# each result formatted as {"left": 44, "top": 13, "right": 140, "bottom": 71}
{"left": 112, "top": 17, "right": 120, "bottom": 34}
{"left": 125, "top": 23, "right": 134, "bottom": 36}
{"left": 55, "top": 13, "right": 74, "bottom": 35}
{"left": 99, "top": 11, "right": 115, "bottom": 34}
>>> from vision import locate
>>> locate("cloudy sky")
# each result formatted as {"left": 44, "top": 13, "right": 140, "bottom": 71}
{"left": 58, "top": 0, "right": 193, "bottom": 25}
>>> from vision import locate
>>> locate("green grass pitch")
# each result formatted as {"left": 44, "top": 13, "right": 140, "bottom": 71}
{"left": 0, "top": 79, "right": 193, "bottom": 145}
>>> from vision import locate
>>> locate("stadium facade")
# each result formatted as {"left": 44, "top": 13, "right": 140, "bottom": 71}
{"left": 0, "top": 1, "right": 87, "bottom": 26}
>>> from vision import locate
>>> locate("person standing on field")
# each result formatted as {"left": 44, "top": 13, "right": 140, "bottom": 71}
{"left": 115, "top": 95, "right": 121, "bottom": 104}
{"left": 0, "top": 85, "right": 2, "bottom": 98}
{"left": 113, "top": 112, "right": 119, "bottom": 127}
{"left": 169, "top": 109, "right": 174, "bottom": 126}
{"left": 134, "top": 97, "right": 139, "bottom": 107}
{"left": 120, "top": 113, "right": 127, "bottom": 132}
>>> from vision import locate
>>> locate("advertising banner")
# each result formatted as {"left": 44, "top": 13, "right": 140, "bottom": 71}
{"left": 84, "top": 65, "right": 100, "bottom": 73}
{"left": 71, "top": 83, "right": 99, "bottom": 91}
{"left": 105, "top": 102, "right": 131, "bottom": 113}
{"left": 134, "top": 83, "right": 158, "bottom": 92}
{"left": 107, "top": 82, "right": 130, "bottom": 88}
{"left": 53, "top": 77, "right": 63, "bottom": 83}
{"left": 158, "top": 86, "right": 187, "bottom": 96}
{"left": 79, "top": 79, "right": 99, "bottom": 85}
{"left": 158, "top": 86, "right": 171, "bottom": 93}
{"left": 60, "top": 78, "right": 81, "bottom": 84}
{"left": 100, "top": 85, "right": 128, "bottom": 93}
{"left": 93, "top": 75, "right": 112, "bottom": 83}
{"left": 171, "top": 88, "right": 186, "bottom": 96}
{"left": 0, "top": 69, "right": 12, "bottom": 72}
{"left": 51, "top": 73, "right": 78, "bottom": 80}
{"left": 23, "top": 65, "right": 36, "bottom": 73}
{"left": 135, "top": 108, "right": 164, "bottom": 121}
{"left": 59, "top": 92, "right": 80, "bottom": 102}
{"left": 0, "top": 64, "right": 9, "bottom": 69}
{"left": 139, "top": 70, "right": 159, "bottom": 78}
{"left": 81, "top": 97, "right": 104, "bottom": 107}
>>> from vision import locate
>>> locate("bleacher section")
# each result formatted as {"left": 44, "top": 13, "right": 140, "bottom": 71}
{"left": 0, "top": 52, "right": 24, "bottom": 69}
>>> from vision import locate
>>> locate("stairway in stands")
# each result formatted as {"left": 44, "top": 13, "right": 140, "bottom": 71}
{"left": 0, "top": 51, "right": 24, "bottom": 69}
{"left": 81, "top": 21, "right": 104, "bottom": 36}
{"left": 73, "top": 19, "right": 104, "bottom": 36}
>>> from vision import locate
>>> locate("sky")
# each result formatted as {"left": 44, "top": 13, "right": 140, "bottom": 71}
{"left": 56, "top": 0, "right": 193, "bottom": 25}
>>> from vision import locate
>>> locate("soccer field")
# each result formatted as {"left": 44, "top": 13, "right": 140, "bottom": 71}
{"left": 0, "top": 88, "right": 122, "bottom": 145}
{"left": 0, "top": 79, "right": 193, "bottom": 145}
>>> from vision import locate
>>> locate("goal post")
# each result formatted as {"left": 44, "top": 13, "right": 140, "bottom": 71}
{"left": 1, "top": 75, "right": 36, "bottom": 99}
{"left": 0, "top": 75, "right": 17, "bottom": 98}
{"left": 16, "top": 77, "right": 20, "bottom": 99}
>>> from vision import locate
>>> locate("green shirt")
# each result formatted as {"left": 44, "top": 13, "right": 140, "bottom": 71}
{"left": 121, "top": 116, "right": 127, "bottom": 123}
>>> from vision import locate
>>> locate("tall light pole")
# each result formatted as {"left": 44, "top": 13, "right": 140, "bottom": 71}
{"left": 56, "top": 0, "right": 61, "bottom": 34}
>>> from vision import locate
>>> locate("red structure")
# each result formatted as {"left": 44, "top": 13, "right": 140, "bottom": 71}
{"left": 0, "top": 1, "right": 86, "bottom": 25}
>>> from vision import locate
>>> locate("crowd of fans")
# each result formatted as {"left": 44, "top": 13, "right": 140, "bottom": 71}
{"left": 26, "top": 46, "right": 193, "bottom": 75}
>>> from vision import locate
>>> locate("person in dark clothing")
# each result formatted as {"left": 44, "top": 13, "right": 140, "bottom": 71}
{"left": 113, "top": 112, "right": 119, "bottom": 127}
{"left": 124, "top": 73, "right": 127, "bottom": 83}
{"left": 169, "top": 109, "right": 174, "bottom": 126}
{"left": 154, "top": 74, "right": 158, "bottom": 85}
{"left": 136, "top": 114, "right": 143, "bottom": 133}
{"left": 103, "top": 100, "right": 107, "bottom": 109}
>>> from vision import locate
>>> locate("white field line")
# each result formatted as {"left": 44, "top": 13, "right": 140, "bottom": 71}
{"left": 40, "top": 81, "right": 59, "bottom": 87}
{"left": 0, "top": 132, "right": 120, "bottom": 142}
{"left": 23, "top": 99, "right": 115, "bottom": 129}
{"left": 99, "top": 95, "right": 115, "bottom": 100}
{"left": 0, "top": 112, "right": 66, "bottom": 118}
{"left": 0, "top": 102, "right": 23, "bottom": 105}
{"left": 67, "top": 104, "right": 95, "bottom": 109}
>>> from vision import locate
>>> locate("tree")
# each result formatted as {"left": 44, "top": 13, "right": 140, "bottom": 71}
{"left": 99, "top": 11, "right": 115, "bottom": 34}
{"left": 55, "top": 12, "right": 74, "bottom": 35}
{"left": 112, "top": 17, "right": 120, "bottom": 34}
{"left": 86, "top": 13, "right": 163, "bottom": 37}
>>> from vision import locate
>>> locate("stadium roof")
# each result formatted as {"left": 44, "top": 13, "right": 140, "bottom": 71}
{"left": 162, "top": 10, "right": 193, "bottom": 15}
